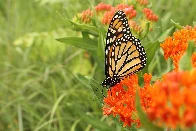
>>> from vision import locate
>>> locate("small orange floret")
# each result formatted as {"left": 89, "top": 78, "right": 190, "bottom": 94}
{"left": 144, "top": 73, "right": 152, "bottom": 84}
{"left": 95, "top": 3, "right": 112, "bottom": 12}
{"left": 81, "top": 9, "right": 93, "bottom": 23}
{"left": 143, "top": 8, "right": 158, "bottom": 22}
{"left": 129, "top": 20, "right": 142, "bottom": 33}
{"left": 101, "top": 4, "right": 137, "bottom": 25}
{"left": 191, "top": 52, "right": 196, "bottom": 68}
{"left": 123, "top": 6, "right": 137, "bottom": 19}
{"left": 137, "top": 0, "right": 149, "bottom": 6}
{"left": 102, "top": 9, "right": 116, "bottom": 25}
{"left": 115, "top": 4, "right": 129, "bottom": 10}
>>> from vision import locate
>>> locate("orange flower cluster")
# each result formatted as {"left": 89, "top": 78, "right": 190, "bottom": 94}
{"left": 160, "top": 27, "right": 196, "bottom": 70}
{"left": 147, "top": 70, "right": 196, "bottom": 128}
{"left": 95, "top": 2, "right": 112, "bottom": 12}
{"left": 129, "top": 20, "right": 142, "bottom": 33}
{"left": 102, "top": 9, "right": 116, "bottom": 25}
{"left": 79, "top": 2, "right": 158, "bottom": 26}
{"left": 115, "top": 3, "right": 129, "bottom": 10}
{"left": 143, "top": 8, "right": 158, "bottom": 22}
{"left": 192, "top": 52, "right": 196, "bottom": 67}
{"left": 102, "top": 4, "right": 137, "bottom": 24}
{"left": 137, "top": 0, "right": 149, "bottom": 6}
{"left": 103, "top": 74, "right": 152, "bottom": 127}
{"left": 123, "top": 6, "right": 137, "bottom": 19}
{"left": 81, "top": 9, "right": 93, "bottom": 23}
{"left": 103, "top": 69, "right": 196, "bottom": 129}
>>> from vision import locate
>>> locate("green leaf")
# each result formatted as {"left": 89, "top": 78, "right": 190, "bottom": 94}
{"left": 193, "top": 21, "right": 196, "bottom": 26}
{"left": 90, "top": 7, "right": 107, "bottom": 34}
{"left": 87, "top": 77, "right": 107, "bottom": 105}
{"left": 97, "top": 29, "right": 105, "bottom": 62}
{"left": 140, "top": 21, "right": 150, "bottom": 39}
{"left": 56, "top": 37, "right": 97, "bottom": 51}
{"left": 146, "top": 41, "right": 160, "bottom": 68}
{"left": 68, "top": 19, "right": 99, "bottom": 36}
{"left": 161, "top": 12, "right": 172, "bottom": 31}
{"left": 82, "top": 32, "right": 90, "bottom": 38}
{"left": 171, "top": 19, "right": 183, "bottom": 29}
{"left": 75, "top": 74, "right": 91, "bottom": 89}
{"left": 158, "top": 26, "right": 174, "bottom": 42}
{"left": 179, "top": 41, "right": 195, "bottom": 70}
{"left": 136, "top": 90, "right": 164, "bottom": 131}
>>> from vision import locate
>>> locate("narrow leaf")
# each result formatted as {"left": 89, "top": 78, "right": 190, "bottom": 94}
{"left": 97, "top": 29, "right": 105, "bottom": 62}
{"left": 87, "top": 77, "right": 107, "bottom": 105}
{"left": 56, "top": 37, "right": 97, "bottom": 51}
{"left": 140, "top": 21, "right": 150, "bottom": 39}
{"left": 68, "top": 19, "right": 99, "bottom": 36}
{"left": 179, "top": 40, "right": 195, "bottom": 70}
{"left": 171, "top": 19, "right": 183, "bottom": 29}
{"left": 75, "top": 74, "right": 91, "bottom": 89}
{"left": 158, "top": 26, "right": 174, "bottom": 42}
{"left": 146, "top": 41, "right": 159, "bottom": 67}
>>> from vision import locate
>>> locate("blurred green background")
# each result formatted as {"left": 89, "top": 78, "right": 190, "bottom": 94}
{"left": 0, "top": 0, "right": 196, "bottom": 130}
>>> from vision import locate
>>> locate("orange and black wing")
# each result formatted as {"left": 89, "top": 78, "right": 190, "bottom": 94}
{"left": 114, "top": 36, "right": 146, "bottom": 78}
{"left": 103, "top": 10, "right": 147, "bottom": 87}
{"left": 105, "top": 10, "right": 131, "bottom": 78}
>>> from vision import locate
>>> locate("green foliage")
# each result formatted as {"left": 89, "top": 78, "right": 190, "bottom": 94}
{"left": 67, "top": 19, "right": 99, "bottom": 36}
{"left": 57, "top": 37, "right": 97, "bottom": 51}
{"left": 88, "top": 77, "right": 107, "bottom": 105}
{"left": 139, "top": 22, "right": 150, "bottom": 39}
{"left": 179, "top": 41, "right": 195, "bottom": 70}
{"left": 145, "top": 41, "right": 159, "bottom": 72}
{"left": 0, "top": 0, "right": 196, "bottom": 131}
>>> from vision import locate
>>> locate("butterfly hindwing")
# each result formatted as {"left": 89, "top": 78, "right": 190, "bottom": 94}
{"left": 117, "top": 36, "right": 146, "bottom": 78}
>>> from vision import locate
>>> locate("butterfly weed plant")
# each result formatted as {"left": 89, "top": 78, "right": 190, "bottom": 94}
{"left": 57, "top": 0, "right": 196, "bottom": 130}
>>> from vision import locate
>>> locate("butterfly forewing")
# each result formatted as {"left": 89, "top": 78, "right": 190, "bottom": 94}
{"left": 105, "top": 10, "right": 131, "bottom": 77}
{"left": 106, "top": 10, "right": 131, "bottom": 45}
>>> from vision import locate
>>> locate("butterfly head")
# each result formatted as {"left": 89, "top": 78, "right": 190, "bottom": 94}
{"left": 102, "top": 76, "right": 120, "bottom": 88}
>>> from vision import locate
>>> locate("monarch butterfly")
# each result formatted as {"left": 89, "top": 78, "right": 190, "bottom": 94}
{"left": 102, "top": 10, "right": 147, "bottom": 88}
